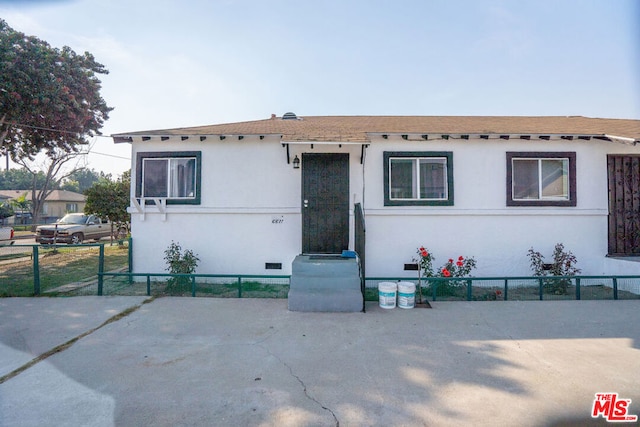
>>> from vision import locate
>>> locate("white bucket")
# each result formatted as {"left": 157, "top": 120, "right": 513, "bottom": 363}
{"left": 397, "top": 282, "right": 416, "bottom": 309}
{"left": 378, "top": 282, "right": 397, "bottom": 309}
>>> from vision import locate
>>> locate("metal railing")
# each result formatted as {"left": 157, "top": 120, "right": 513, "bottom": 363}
{"left": 0, "top": 240, "right": 130, "bottom": 297}
{"left": 92, "top": 271, "right": 640, "bottom": 301}
{"left": 96, "top": 272, "right": 291, "bottom": 298}
{"left": 364, "top": 275, "right": 640, "bottom": 301}
{"left": 3, "top": 235, "right": 637, "bottom": 301}
{"left": 354, "top": 203, "right": 366, "bottom": 310}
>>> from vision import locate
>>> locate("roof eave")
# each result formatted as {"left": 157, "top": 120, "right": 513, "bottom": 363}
{"left": 367, "top": 132, "right": 639, "bottom": 144}
{"left": 112, "top": 133, "right": 284, "bottom": 143}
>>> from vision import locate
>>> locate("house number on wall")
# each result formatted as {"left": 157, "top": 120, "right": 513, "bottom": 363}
{"left": 272, "top": 216, "right": 284, "bottom": 224}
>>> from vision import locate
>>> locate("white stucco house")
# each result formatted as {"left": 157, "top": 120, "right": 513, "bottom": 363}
{"left": 113, "top": 114, "right": 640, "bottom": 279}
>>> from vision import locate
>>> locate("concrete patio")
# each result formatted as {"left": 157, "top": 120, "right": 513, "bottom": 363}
{"left": 1, "top": 297, "right": 638, "bottom": 426}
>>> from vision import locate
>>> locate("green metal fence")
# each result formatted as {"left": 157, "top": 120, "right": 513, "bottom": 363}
{"left": 96, "top": 272, "right": 290, "bottom": 298}
{"left": 2, "top": 240, "right": 639, "bottom": 301}
{"left": 0, "top": 240, "right": 130, "bottom": 297}
{"left": 94, "top": 271, "right": 640, "bottom": 301}
{"left": 364, "top": 276, "right": 640, "bottom": 301}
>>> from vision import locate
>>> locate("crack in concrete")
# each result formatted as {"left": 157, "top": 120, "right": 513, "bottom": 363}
{"left": 260, "top": 344, "right": 340, "bottom": 427}
{"left": 0, "top": 297, "right": 155, "bottom": 385}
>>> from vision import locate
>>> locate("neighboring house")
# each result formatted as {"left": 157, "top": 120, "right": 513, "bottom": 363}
{"left": 113, "top": 114, "right": 640, "bottom": 278}
{"left": 39, "top": 190, "right": 87, "bottom": 221}
{"left": 0, "top": 194, "right": 11, "bottom": 225}
{"left": 0, "top": 189, "right": 86, "bottom": 223}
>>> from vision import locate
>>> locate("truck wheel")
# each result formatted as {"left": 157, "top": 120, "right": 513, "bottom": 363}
{"left": 70, "top": 233, "right": 84, "bottom": 244}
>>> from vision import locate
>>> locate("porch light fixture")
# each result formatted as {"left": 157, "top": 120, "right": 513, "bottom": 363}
{"left": 293, "top": 155, "right": 300, "bottom": 169}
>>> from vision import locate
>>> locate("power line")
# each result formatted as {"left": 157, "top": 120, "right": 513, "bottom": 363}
{"left": 88, "top": 151, "right": 130, "bottom": 160}
{"left": 2, "top": 121, "right": 130, "bottom": 159}
{"left": 1, "top": 120, "right": 85, "bottom": 136}
{"left": 2, "top": 120, "right": 123, "bottom": 139}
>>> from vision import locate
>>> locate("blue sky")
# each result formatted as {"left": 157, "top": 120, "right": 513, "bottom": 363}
{"left": 1, "top": 0, "right": 639, "bottom": 176}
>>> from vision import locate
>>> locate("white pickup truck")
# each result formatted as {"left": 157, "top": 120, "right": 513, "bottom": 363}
{"left": 35, "top": 213, "right": 117, "bottom": 244}
{"left": 0, "top": 226, "right": 15, "bottom": 246}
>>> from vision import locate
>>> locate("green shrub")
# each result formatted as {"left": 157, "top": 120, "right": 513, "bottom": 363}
{"left": 527, "top": 243, "right": 581, "bottom": 295}
{"left": 163, "top": 241, "right": 200, "bottom": 291}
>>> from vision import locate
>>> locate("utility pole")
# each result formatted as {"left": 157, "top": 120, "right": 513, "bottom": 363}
{"left": 0, "top": 113, "right": 8, "bottom": 171}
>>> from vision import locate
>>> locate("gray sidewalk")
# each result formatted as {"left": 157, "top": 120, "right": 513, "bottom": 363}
{"left": 1, "top": 297, "right": 638, "bottom": 426}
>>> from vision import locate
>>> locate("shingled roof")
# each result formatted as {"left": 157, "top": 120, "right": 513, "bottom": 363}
{"left": 113, "top": 115, "right": 640, "bottom": 144}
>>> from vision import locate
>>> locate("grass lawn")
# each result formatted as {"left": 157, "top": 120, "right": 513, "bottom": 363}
{"left": 0, "top": 244, "right": 130, "bottom": 297}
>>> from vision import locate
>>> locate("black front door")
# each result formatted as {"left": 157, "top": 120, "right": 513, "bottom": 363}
{"left": 302, "top": 153, "right": 349, "bottom": 254}
{"left": 608, "top": 155, "right": 640, "bottom": 255}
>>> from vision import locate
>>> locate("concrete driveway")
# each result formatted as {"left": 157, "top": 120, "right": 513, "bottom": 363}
{"left": 0, "top": 297, "right": 638, "bottom": 426}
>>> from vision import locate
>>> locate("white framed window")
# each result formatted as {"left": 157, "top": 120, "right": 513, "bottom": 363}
{"left": 136, "top": 151, "right": 201, "bottom": 204}
{"left": 507, "top": 152, "right": 576, "bottom": 207}
{"left": 384, "top": 151, "right": 453, "bottom": 206}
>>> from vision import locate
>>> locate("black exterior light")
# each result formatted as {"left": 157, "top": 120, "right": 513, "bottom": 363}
{"left": 293, "top": 155, "right": 300, "bottom": 169}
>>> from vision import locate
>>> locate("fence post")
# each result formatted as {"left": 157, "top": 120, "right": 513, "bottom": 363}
{"left": 503, "top": 279, "right": 508, "bottom": 301}
{"left": 128, "top": 237, "right": 133, "bottom": 285}
{"left": 33, "top": 245, "right": 40, "bottom": 295}
{"left": 466, "top": 279, "right": 472, "bottom": 301}
{"left": 575, "top": 277, "right": 581, "bottom": 300}
{"left": 238, "top": 277, "right": 242, "bottom": 298}
{"left": 613, "top": 277, "right": 618, "bottom": 300}
{"left": 191, "top": 275, "right": 196, "bottom": 297}
{"left": 538, "top": 278, "right": 544, "bottom": 300}
{"left": 146, "top": 275, "right": 151, "bottom": 296}
{"left": 97, "top": 244, "right": 104, "bottom": 296}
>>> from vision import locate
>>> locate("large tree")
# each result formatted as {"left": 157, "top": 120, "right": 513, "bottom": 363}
{"left": 0, "top": 167, "right": 48, "bottom": 190}
{"left": 61, "top": 167, "right": 110, "bottom": 193}
{"left": 18, "top": 149, "right": 85, "bottom": 224}
{"left": 0, "top": 20, "right": 112, "bottom": 225}
{"left": 0, "top": 19, "right": 112, "bottom": 160}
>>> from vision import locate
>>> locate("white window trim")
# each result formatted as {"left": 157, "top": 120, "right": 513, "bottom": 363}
{"left": 511, "top": 157, "right": 570, "bottom": 201}
{"left": 388, "top": 156, "right": 449, "bottom": 201}
{"left": 141, "top": 157, "right": 198, "bottom": 200}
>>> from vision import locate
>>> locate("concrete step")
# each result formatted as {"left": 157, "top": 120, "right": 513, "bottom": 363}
{"left": 289, "top": 275, "right": 360, "bottom": 291}
{"left": 288, "top": 254, "right": 363, "bottom": 312}
{"left": 291, "top": 255, "right": 360, "bottom": 277}
{"left": 288, "top": 287, "right": 363, "bottom": 312}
